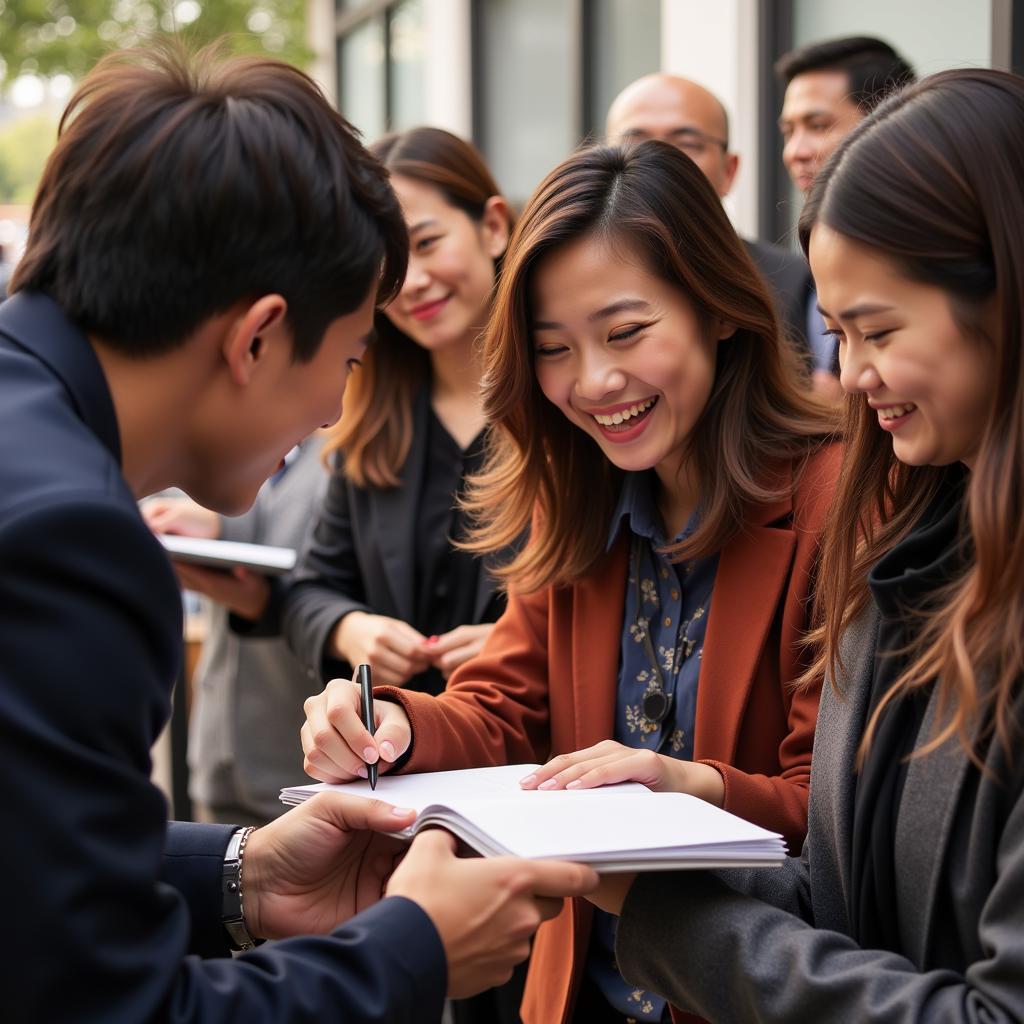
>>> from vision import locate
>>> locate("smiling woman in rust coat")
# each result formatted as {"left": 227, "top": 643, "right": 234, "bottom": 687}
{"left": 302, "top": 140, "right": 840, "bottom": 1024}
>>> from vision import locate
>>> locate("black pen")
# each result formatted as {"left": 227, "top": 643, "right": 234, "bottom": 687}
{"left": 357, "top": 663, "right": 378, "bottom": 790}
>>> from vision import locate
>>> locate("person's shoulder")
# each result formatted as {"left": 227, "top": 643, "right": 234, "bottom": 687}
{"left": 0, "top": 334, "right": 176, "bottom": 608}
{"left": 1, "top": 487, "right": 176, "bottom": 605}
{"left": 743, "top": 237, "right": 808, "bottom": 276}
{"left": 749, "top": 235, "right": 802, "bottom": 268}
{"left": 0, "top": 340, "right": 129, "bottom": 524}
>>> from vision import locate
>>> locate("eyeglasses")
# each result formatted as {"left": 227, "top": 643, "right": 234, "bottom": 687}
{"left": 621, "top": 127, "right": 729, "bottom": 158}
{"left": 667, "top": 127, "right": 730, "bottom": 157}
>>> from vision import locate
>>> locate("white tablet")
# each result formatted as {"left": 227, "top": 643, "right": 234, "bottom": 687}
{"left": 158, "top": 535, "right": 297, "bottom": 576}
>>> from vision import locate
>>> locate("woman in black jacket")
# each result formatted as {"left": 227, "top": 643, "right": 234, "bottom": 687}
{"left": 283, "top": 129, "right": 514, "bottom": 691}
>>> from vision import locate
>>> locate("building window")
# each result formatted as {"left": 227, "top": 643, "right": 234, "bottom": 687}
{"left": 336, "top": 0, "right": 426, "bottom": 139}
{"left": 389, "top": 0, "right": 426, "bottom": 129}
{"left": 584, "top": 0, "right": 661, "bottom": 140}
{"left": 473, "top": 0, "right": 660, "bottom": 205}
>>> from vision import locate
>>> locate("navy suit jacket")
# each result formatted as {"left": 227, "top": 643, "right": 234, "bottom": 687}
{"left": 0, "top": 293, "right": 447, "bottom": 1022}
{"left": 743, "top": 237, "right": 814, "bottom": 363}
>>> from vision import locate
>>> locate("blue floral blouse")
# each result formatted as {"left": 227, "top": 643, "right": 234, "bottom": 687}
{"left": 588, "top": 470, "right": 719, "bottom": 1022}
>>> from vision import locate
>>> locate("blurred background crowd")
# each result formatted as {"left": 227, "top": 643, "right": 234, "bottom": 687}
{"left": 0, "top": 0, "right": 1017, "bottom": 296}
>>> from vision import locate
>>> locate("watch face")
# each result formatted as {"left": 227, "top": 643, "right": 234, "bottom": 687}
{"left": 642, "top": 689, "right": 672, "bottom": 725}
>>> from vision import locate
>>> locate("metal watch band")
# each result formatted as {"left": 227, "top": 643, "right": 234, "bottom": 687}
{"left": 221, "top": 826, "right": 258, "bottom": 951}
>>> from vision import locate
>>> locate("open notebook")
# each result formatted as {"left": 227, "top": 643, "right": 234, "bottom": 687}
{"left": 158, "top": 535, "right": 297, "bottom": 576}
{"left": 280, "top": 763, "right": 787, "bottom": 872}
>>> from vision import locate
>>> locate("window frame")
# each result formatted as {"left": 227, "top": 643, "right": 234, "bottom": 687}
{"left": 335, "top": 0, "right": 423, "bottom": 133}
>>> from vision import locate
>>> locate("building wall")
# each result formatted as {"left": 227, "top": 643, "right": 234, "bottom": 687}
{"left": 662, "top": 0, "right": 760, "bottom": 235}
{"left": 316, "top": 0, "right": 1001, "bottom": 241}
{"left": 793, "top": 0, "right": 993, "bottom": 76}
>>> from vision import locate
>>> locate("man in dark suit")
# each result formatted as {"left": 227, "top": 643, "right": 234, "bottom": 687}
{"left": 606, "top": 73, "right": 813, "bottom": 363}
{"left": 0, "top": 41, "right": 595, "bottom": 1023}
{"left": 776, "top": 36, "right": 916, "bottom": 399}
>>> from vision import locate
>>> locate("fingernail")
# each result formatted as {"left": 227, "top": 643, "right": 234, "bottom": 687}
{"left": 566, "top": 780, "right": 583, "bottom": 790}
{"left": 538, "top": 778, "right": 558, "bottom": 790}
{"left": 426, "top": 635, "right": 439, "bottom": 644}
{"left": 362, "top": 746, "right": 377, "bottom": 762}
{"left": 519, "top": 773, "right": 536, "bottom": 788}
{"left": 356, "top": 765, "right": 368, "bottom": 778}
{"left": 380, "top": 741, "right": 396, "bottom": 761}
{"left": 391, "top": 806, "right": 414, "bottom": 816}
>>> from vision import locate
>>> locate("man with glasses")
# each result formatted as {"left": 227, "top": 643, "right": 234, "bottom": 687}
{"left": 607, "top": 72, "right": 812, "bottom": 363}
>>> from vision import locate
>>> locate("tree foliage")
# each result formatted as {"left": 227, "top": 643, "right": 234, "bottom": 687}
{"left": 0, "top": 0, "right": 310, "bottom": 81}
{"left": 0, "top": 2, "right": 312, "bottom": 202}
{"left": 0, "top": 111, "right": 57, "bottom": 202}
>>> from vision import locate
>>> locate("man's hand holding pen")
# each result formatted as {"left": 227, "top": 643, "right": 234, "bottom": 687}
{"left": 303, "top": 671, "right": 413, "bottom": 784}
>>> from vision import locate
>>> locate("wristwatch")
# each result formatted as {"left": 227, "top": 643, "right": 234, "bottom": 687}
{"left": 221, "top": 826, "right": 259, "bottom": 951}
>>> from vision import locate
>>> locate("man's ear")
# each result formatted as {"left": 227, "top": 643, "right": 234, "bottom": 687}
{"left": 720, "top": 152, "right": 740, "bottom": 197}
{"left": 223, "top": 295, "right": 289, "bottom": 386}
{"left": 480, "top": 195, "right": 512, "bottom": 260}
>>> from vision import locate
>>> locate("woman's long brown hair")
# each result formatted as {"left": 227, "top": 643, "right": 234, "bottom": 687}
{"left": 798, "top": 69, "right": 1024, "bottom": 764}
{"left": 325, "top": 126, "right": 509, "bottom": 486}
{"left": 463, "top": 140, "right": 837, "bottom": 593}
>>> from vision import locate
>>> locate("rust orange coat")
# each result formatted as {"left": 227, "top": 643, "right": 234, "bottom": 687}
{"left": 378, "top": 447, "right": 839, "bottom": 1024}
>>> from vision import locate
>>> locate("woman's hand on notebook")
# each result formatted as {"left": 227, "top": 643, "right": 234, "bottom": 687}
{"left": 520, "top": 740, "right": 726, "bottom": 807}
{"left": 301, "top": 675, "right": 412, "bottom": 783}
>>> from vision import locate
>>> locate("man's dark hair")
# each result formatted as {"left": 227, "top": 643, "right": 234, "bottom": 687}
{"left": 774, "top": 36, "right": 916, "bottom": 113}
{"left": 11, "top": 40, "right": 408, "bottom": 360}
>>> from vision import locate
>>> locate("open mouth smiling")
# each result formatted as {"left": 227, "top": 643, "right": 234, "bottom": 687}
{"left": 588, "top": 396, "right": 659, "bottom": 433}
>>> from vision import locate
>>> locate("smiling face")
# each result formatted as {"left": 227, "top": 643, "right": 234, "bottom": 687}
{"left": 382, "top": 173, "right": 508, "bottom": 352}
{"left": 810, "top": 224, "right": 994, "bottom": 469}
{"left": 779, "top": 70, "right": 864, "bottom": 194}
{"left": 531, "top": 234, "right": 725, "bottom": 486}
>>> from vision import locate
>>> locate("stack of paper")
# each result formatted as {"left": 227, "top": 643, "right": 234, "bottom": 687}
{"left": 281, "top": 764, "right": 787, "bottom": 872}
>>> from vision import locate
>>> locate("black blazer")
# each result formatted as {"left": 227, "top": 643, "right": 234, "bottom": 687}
{"left": 744, "top": 237, "right": 814, "bottom": 362}
{"left": 0, "top": 293, "right": 446, "bottom": 1023}
{"left": 283, "top": 387, "right": 515, "bottom": 687}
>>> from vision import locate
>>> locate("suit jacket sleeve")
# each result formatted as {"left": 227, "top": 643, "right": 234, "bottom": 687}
{"left": 616, "top": 778, "right": 1024, "bottom": 1024}
{"left": 282, "top": 463, "right": 372, "bottom": 679}
{"left": 378, "top": 582, "right": 555, "bottom": 771}
{"left": 1, "top": 496, "right": 446, "bottom": 1023}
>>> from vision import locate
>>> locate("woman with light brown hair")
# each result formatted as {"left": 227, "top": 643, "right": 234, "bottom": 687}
{"left": 301, "top": 139, "right": 840, "bottom": 1022}
{"left": 283, "top": 127, "right": 515, "bottom": 697}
